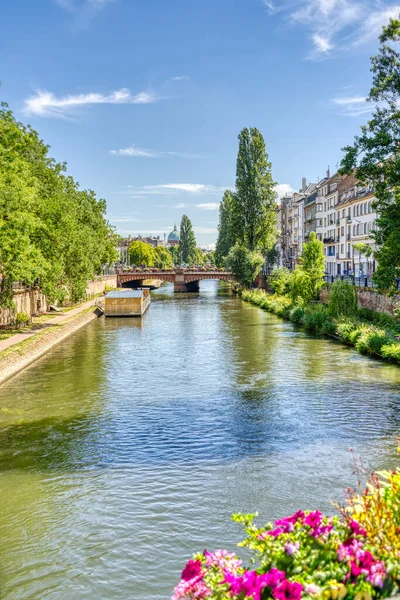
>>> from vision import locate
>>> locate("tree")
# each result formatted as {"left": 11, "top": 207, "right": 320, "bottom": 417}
{"left": 129, "top": 241, "right": 155, "bottom": 266}
{"left": 341, "top": 16, "right": 400, "bottom": 292}
{"left": 224, "top": 244, "right": 264, "bottom": 289}
{"left": 179, "top": 215, "right": 197, "bottom": 264}
{"left": 193, "top": 248, "right": 205, "bottom": 266}
{"left": 0, "top": 100, "right": 117, "bottom": 306}
{"left": 232, "top": 127, "right": 278, "bottom": 253}
{"left": 206, "top": 251, "right": 216, "bottom": 265}
{"left": 269, "top": 267, "right": 293, "bottom": 296}
{"left": 153, "top": 246, "right": 173, "bottom": 269}
{"left": 215, "top": 190, "right": 235, "bottom": 266}
{"left": 301, "top": 232, "right": 326, "bottom": 300}
{"left": 169, "top": 245, "right": 179, "bottom": 266}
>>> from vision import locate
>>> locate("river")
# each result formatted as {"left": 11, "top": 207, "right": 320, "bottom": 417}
{"left": 0, "top": 281, "right": 399, "bottom": 599}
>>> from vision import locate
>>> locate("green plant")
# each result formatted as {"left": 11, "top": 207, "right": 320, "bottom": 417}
{"left": 329, "top": 280, "right": 358, "bottom": 318}
{"left": 289, "top": 305, "right": 305, "bottom": 324}
{"left": 269, "top": 267, "right": 293, "bottom": 296}
{"left": 355, "top": 327, "right": 393, "bottom": 356}
{"left": 15, "top": 312, "right": 30, "bottom": 326}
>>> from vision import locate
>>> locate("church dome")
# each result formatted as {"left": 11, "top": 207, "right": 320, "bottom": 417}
{"left": 168, "top": 225, "right": 180, "bottom": 243}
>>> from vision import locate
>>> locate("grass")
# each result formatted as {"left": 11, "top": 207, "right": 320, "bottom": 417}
{"left": 241, "top": 289, "right": 400, "bottom": 365}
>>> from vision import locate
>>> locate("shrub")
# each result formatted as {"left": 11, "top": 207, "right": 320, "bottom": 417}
{"left": 328, "top": 280, "right": 358, "bottom": 318}
{"left": 225, "top": 245, "right": 264, "bottom": 289}
{"left": 355, "top": 326, "right": 392, "bottom": 356}
{"left": 290, "top": 267, "right": 314, "bottom": 304}
{"left": 289, "top": 306, "right": 305, "bottom": 324}
{"left": 357, "top": 308, "right": 400, "bottom": 332}
{"left": 15, "top": 312, "right": 30, "bottom": 326}
{"left": 381, "top": 342, "right": 400, "bottom": 363}
{"left": 268, "top": 267, "right": 293, "bottom": 296}
{"left": 303, "top": 305, "right": 335, "bottom": 335}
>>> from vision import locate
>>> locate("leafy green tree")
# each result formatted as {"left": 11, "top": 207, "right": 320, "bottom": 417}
{"left": 179, "top": 215, "right": 197, "bottom": 264}
{"left": 206, "top": 251, "right": 216, "bottom": 265}
{"left": 153, "top": 246, "right": 173, "bottom": 269}
{"left": 215, "top": 190, "right": 235, "bottom": 266}
{"left": 224, "top": 244, "right": 264, "bottom": 289}
{"left": 269, "top": 267, "right": 293, "bottom": 296}
{"left": 193, "top": 248, "right": 205, "bottom": 266}
{"left": 129, "top": 240, "right": 155, "bottom": 266}
{"left": 301, "top": 232, "right": 326, "bottom": 300}
{"left": 169, "top": 245, "right": 179, "bottom": 266}
{"left": 0, "top": 101, "right": 117, "bottom": 306}
{"left": 328, "top": 280, "right": 358, "bottom": 317}
{"left": 232, "top": 127, "right": 278, "bottom": 252}
{"left": 341, "top": 16, "right": 400, "bottom": 292}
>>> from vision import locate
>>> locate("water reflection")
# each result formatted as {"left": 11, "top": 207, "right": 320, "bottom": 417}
{"left": 0, "top": 281, "right": 400, "bottom": 600}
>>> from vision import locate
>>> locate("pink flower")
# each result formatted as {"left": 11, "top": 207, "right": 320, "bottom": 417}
{"left": 305, "top": 584, "right": 320, "bottom": 595}
{"left": 309, "top": 524, "right": 333, "bottom": 538}
{"left": 263, "top": 568, "right": 286, "bottom": 588}
{"left": 274, "top": 511, "right": 305, "bottom": 532}
{"left": 303, "top": 511, "right": 323, "bottom": 529}
{"left": 367, "top": 562, "right": 387, "bottom": 588}
{"left": 172, "top": 578, "right": 211, "bottom": 599}
{"left": 349, "top": 520, "right": 367, "bottom": 536}
{"left": 267, "top": 527, "right": 285, "bottom": 537}
{"left": 285, "top": 542, "right": 300, "bottom": 555}
{"left": 204, "top": 549, "right": 242, "bottom": 572}
{"left": 273, "top": 579, "right": 303, "bottom": 600}
{"left": 181, "top": 559, "right": 202, "bottom": 581}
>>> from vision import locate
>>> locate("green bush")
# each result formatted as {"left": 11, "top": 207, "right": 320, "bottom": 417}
{"left": 328, "top": 280, "right": 358, "bottom": 317}
{"left": 303, "top": 306, "right": 335, "bottom": 335}
{"left": 355, "top": 327, "right": 393, "bottom": 356}
{"left": 357, "top": 307, "right": 400, "bottom": 332}
{"left": 15, "top": 312, "right": 30, "bottom": 326}
{"left": 289, "top": 305, "right": 305, "bottom": 324}
{"left": 268, "top": 267, "right": 293, "bottom": 296}
{"left": 381, "top": 342, "right": 400, "bottom": 363}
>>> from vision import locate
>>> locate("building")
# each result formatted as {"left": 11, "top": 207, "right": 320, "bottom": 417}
{"left": 276, "top": 170, "right": 378, "bottom": 280}
{"left": 116, "top": 235, "right": 132, "bottom": 266}
{"left": 104, "top": 289, "right": 151, "bottom": 317}
{"left": 167, "top": 225, "right": 180, "bottom": 247}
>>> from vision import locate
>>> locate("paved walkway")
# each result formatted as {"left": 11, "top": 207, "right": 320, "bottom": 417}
{"left": 0, "top": 299, "right": 98, "bottom": 353}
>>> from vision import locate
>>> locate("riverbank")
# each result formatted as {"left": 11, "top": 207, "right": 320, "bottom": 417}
{"left": 0, "top": 304, "right": 102, "bottom": 386}
{"left": 241, "top": 289, "right": 400, "bottom": 364}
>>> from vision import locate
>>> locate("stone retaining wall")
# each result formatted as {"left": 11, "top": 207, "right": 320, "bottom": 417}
{"left": 320, "top": 286, "right": 400, "bottom": 315}
{"left": 0, "top": 275, "right": 117, "bottom": 329}
{"left": 0, "top": 308, "right": 101, "bottom": 386}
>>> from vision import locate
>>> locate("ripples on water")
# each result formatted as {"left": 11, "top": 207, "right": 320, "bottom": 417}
{"left": 0, "top": 281, "right": 400, "bottom": 599}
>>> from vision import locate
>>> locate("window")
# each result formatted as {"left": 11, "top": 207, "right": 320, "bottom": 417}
{"left": 348, "top": 208, "right": 351, "bottom": 217}
{"left": 360, "top": 204, "right": 363, "bottom": 215}
{"left": 368, "top": 201, "right": 372, "bottom": 213}
{"left": 341, "top": 244, "right": 344, "bottom": 253}
{"left": 353, "top": 206, "right": 356, "bottom": 217}
{"left": 341, "top": 226, "right": 344, "bottom": 236}
{"left": 353, "top": 224, "right": 356, "bottom": 235}
{"left": 364, "top": 223, "right": 368, "bottom": 234}
{"left": 324, "top": 218, "right": 326, "bottom": 227}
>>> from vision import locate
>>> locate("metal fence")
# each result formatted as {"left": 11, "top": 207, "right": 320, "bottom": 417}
{"left": 324, "top": 275, "right": 378, "bottom": 289}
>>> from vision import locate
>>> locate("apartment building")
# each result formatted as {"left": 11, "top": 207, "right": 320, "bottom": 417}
{"left": 277, "top": 171, "right": 378, "bottom": 278}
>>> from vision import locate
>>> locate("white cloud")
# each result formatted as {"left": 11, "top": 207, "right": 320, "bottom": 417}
{"left": 110, "top": 145, "right": 206, "bottom": 159}
{"left": 108, "top": 216, "right": 138, "bottom": 223}
{"left": 24, "top": 88, "right": 158, "bottom": 118}
{"left": 144, "top": 183, "right": 231, "bottom": 194}
{"left": 331, "top": 95, "right": 372, "bottom": 116}
{"left": 196, "top": 203, "right": 220, "bottom": 210}
{"left": 266, "top": 0, "right": 400, "bottom": 58}
{"left": 172, "top": 75, "right": 190, "bottom": 81}
{"left": 275, "top": 183, "right": 294, "bottom": 198}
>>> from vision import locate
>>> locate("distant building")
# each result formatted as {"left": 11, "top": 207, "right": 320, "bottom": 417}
{"left": 167, "top": 225, "right": 180, "bottom": 246}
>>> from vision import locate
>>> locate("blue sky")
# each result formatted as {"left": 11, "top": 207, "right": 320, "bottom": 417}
{"left": 1, "top": 0, "right": 399, "bottom": 246}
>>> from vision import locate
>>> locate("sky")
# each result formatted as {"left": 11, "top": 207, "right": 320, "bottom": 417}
{"left": 1, "top": 0, "right": 399, "bottom": 246}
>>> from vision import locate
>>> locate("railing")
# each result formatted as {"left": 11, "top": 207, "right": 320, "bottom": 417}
{"left": 324, "top": 275, "right": 378, "bottom": 289}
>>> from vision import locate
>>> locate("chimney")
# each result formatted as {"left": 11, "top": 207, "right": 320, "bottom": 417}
{"left": 327, "top": 166, "right": 330, "bottom": 178}
{"left": 302, "top": 177, "right": 307, "bottom": 191}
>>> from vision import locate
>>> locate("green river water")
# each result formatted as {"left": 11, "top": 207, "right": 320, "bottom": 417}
{"left": 0, "top": 281, "right": 399, "bottom": 599}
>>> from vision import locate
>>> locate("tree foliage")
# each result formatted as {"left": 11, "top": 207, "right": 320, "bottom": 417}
{"left": 215, "top": 190, "right": 235, "bottom": 266}
{"left": 290, "top": 232, "right": 325, "bottom": 303}
{"left": 0, "top": 101, "right": 117, "bottom": 306}
{"left": 341, "top": 16, "right": 400, "bottom": 292}
{"left": 154, "top": 246, "right": 173, "bottom": 269}
{"left": 269, "top": 267, "right": 293, "bottom": 296}
{"left": 193, "top": 248, "right": 205, "bottom": 266}
{"left": 179, "top": 215, "right": 197, "bottom": 264}
{"left": 328, "top": 280, "right": 358, "bottom": 318}
{"left": 224, "top": 244, "right": 264, "bottom": 289}
{"left": 232, "top": 127, "right": 277, "bottom": 252}
{"left": 129, "top": 241, "right": 155, "bottom": 266}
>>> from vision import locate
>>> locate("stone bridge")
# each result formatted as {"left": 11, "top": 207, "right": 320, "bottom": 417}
{"left": 117, "top": 269, "right": 235, "bottom": 293}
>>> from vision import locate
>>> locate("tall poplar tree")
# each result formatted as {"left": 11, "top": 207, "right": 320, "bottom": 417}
{"left": 215, "top": 190, "right": 235, "bottom": 266}
{"left": 179, "top": 215, "right": 197, "bottom": 264}
{"left": 233, "top": 127, "right": 278, "bottom": 252}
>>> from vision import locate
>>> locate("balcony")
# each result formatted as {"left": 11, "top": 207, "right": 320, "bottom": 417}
{"left": 336, "top": 254, "right": 340, "bottom": 259}
{"left": 323, "top": 236, "right": 334, "bottom": 243}
{"left": 346, "top": 234, "right": 351, "bottom": 240}
{"left": 336, "top": 236, "right": 340, "bottom": 242}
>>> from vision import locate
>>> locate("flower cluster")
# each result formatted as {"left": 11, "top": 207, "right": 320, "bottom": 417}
{"left": 338, "top": 538, "right": 387, "bottom": 589}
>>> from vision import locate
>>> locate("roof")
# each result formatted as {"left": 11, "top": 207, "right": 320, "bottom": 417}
{"left": 105, "top": 290, "right": 146, "bottom": 298}
{"left": 168, "top": 225, "right": 180, "bottom": 242}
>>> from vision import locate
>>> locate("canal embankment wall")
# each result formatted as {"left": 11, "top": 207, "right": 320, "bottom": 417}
{"left": 0, "top": 275, "right": 117, "bottom": 328}
{"left": 0, "top": 307, "right": 102, "bottom": 386}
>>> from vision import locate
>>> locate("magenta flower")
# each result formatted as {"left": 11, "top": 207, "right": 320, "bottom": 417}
{"left": 273, "top": 579, "right": 303, "bottom": 600}
{"left": 172, "top": 578, "right": 210, "bottom": 599}
{"left": 224, "top": 569, "right": 275, "bottom": 600}
{"left": 267, "top": 527, "right": 285, "bottom": 537}
{"left": 367, "top": 562, "right": 387, "bottom": 588}
{"left": 285, "top": 542, "right": 300, "bottom": 555}
{"left": 181, "top": 559, "right": 202, "bottom": 581}
{"left": 263, "top": 568, "right": 286, "bottom": 587}
{"left": 303, "top": 511, "right": 323, "bottom": 529}
{"left": 349, "top": 520, "right": 367, "bottom": 536}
